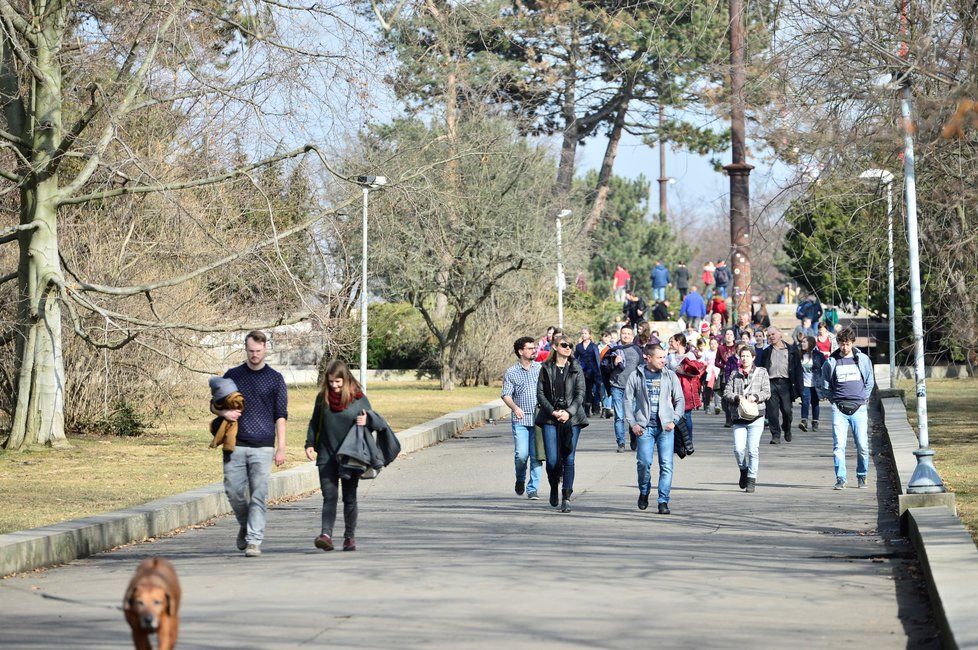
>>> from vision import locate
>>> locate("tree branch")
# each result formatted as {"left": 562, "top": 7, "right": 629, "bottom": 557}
{"left": 69, "top": 197, "right": 355, "bottom": 296}
{"left": 0, "top": 220, "right": 41, "bottom": 245}
{"left": 0, "top": 0, "right": 36, "bottom": 47}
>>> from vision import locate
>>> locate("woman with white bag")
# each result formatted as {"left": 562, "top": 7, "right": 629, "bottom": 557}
{"left": 723, "top": 345, "right": 771, "bottom": 493}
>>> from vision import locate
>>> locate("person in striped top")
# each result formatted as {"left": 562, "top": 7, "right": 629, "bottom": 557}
{"left": 502, "top": 337, "right": 543, "bottom": 499}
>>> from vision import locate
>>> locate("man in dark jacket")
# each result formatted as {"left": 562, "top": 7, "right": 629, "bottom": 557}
{"left": 713, "top": 260, "right": 731, "bottom": 299}
{"left": 674, "top": 261, "right": 690, "bottom": 300}
{"left": 623, "top": 292, "right": 647, "bottom": 329}
{"left": 651, "top": 300, "right": 671, "bottom": 322}
{"left": 796, "top": 294, "right": 823, "bottom": 325}
{"left": 574, "top": 328, "right": 602, "bottom": 416}
{"left": 756, "top": 327, "right": 803, "bottom": 444}
{"left": 602, "top": 326, "right": 644, "bottom": 453}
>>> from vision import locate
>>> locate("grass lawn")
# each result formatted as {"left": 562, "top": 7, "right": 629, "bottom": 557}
{"left": 0, "top": 382, "right": 500, "bottom": 534}
{"left": 898, "top": 378, "right": 978, "bottom": 544}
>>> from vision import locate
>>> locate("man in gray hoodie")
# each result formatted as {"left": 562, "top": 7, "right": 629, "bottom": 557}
{"left": 604, "top": 326, "right": 645, "bottom": 453}
{"left": 624, "top": 344, "right": 685, "bottom": 514}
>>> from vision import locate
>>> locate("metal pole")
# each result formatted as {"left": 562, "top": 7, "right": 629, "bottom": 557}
{"left": 886, "top": 180, "right": 896, "bottom": 389}
{"left": 901, "top": 81, "right": 944, "bottom": 493}
{"left": 360, "top": 186, "right": 369, "bottom": 389}
{"left": 725, "top": 0, "right": 753, "bottom": 320}
{"left": 556, "top": 214, "right": 564, "bottom": 329}
{"left": 658, "top": 108, "right": 668, "bottom": 223}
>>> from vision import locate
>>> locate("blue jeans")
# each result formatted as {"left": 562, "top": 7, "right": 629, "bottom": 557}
{"left": 831, "top": 404, "right": 869, "bottom": 481}
{"left": 717, "top": 285, "right": 728, "bottom": 299}
{"left": 652, "top": 286, "right": 666, "bottom": 302}
{"left": 611, "top": 386, "right": 627, "bottom": 446}
{"left": 223, "top": 446, "right": 274, "bottom": 545}
{"left": 512, "top": 422, "right": 543, "bottom": 494}
{"left": 801, "top": 386, "right": 820, "bottom": 421}
{"left": 733, "top": 417, "right": 764, "bottom": 478}
{"left": 683, "top": 410, "right": 694, "bottom": 445}
{"left": 542, "top": 424, "right": 581, "bottom": 491}
{"left": 601, "top": 382, "right": 612, "bottom": 409}
{"left": 635, "top": 421, "right": 674, "bottom": 503}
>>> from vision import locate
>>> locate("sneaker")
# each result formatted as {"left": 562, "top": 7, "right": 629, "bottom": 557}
{"left": 343, "top": 537, "right": 357, "bottom": 552}
{"left": 812, "top": 420, "right": 820, "bottom": 431}
{"left": 769, "top": 437, "right": 782, "bottom": 445}
{"left": 657, "top": 502, "right": 671, "bottom": 515}
{"left": 515, "top": 480, "right": 525, "bottom": 496}
{"left": 745, "top": 478, "right": 756, "bottom": 493}
{"left": 834, "top": 478, "right": 847, "bottom": 490}
{"left": 314, "top": 534, "right": 334, "bottom": 551}
{"left": 723, "top": 421, "right": 732, "bottom": 428}
{"left": 739, "top": 467, "right": 749, "bottom": 489}
{"left": 244, "top": 543, "right": 261, "bottom": 557}
{"left": 714, "top": 407, "right": 722, "bottom": 415}
{"left": 857, "top": 476, "right": 868, "bottom": 489}
{"left": 236, "top": 525, "right": 247, "bottom": 551}
{"left": 617, "top": 443, "right": 627, "bottom": 453}
{"left": 799, "top": 419, "right": 808, "bottom": 432}
{"left": 527, "top": 491, "right": 539, "bottom": 500}
{"left": 638, "top": 494, "right": 649, "bottom": 510}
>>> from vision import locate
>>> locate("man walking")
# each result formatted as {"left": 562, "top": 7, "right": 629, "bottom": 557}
{"left": 623, "top": 291, "right": 647, "bottom": 330}
{"left": 674, "top": 261, "right": 690, "bottom": 300}
{"left": 612, "top": 265, "right": 631, "bottom": 303}
{"left": 679, "top": 286, "right": 707, "bottom": 332}
{"left": 603, "top": 326, "right": 644, "bottom": 453}
{"left": 713, "top": 260, "right": 730, "bottom": 299}
{"left": 214, "top": 330, "right": 288, "bottom": 557}
{"left": 756, "top": 327, "right": 802, "bottom": 444}
{"left": 624, "top": 345, "right": 685, "bottom": 514}
{"left": 501, "top": 337, "right": 543, "bottom": 499}
{"left": 820, "top": 327, "right": 875, "bottom": 489}
{"left": 650, "top": 260, "right": 670, "bottom": 303}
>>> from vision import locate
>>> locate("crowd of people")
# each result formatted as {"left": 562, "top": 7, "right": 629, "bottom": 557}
{"left": 501, "top": 264, "right": 876, "bottom": 516}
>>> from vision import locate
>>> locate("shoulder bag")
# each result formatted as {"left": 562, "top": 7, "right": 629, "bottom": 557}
{"left": 736, "top": 371, "right": 760, "bottom": 420}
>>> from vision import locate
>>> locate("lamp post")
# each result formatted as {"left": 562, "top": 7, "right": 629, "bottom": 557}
{"left": 555, "top": 209, "right": 571, "bottom": 328}
{"left": 884, "top": 78, "right": 943, "bottom": 494}
{"left": 858, "top": 168, "right": 895, "bottom": 389}
{"left": 355, "top": 175, "right": 387, "bottom": 389}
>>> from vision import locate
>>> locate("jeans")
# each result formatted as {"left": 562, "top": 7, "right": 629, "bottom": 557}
{"left": 652, "top": 286, "right": 666, "bottom": 302}
{"left": 223, "top": 446, "right": 274, "bottom": 545}
{"left": 683, "top": 410, "right": 694, "bottom": 445}
{"left": 542, "top": 424, "right": 581, "bottom": 491}
{"left": 717, "top": 285, "right": 728, "bottom": 299}
{"left": 583, "top": 375, "right": 601, "bottom": 414}
{"left": 512, "top": 422, "right": 543, "bottom": 494}
{"left": 614, "top": 287, "right": 626, "bottom": 303}
{"left": 318, "top": 460, "right": 359, "bottom": 538}
{"left": 767, "top": 378, "right": 793, "bottom": 439}
{"left": 635, "top": 421, "right": 674, "bottom": 503}
{"left": 831, "top": 403, "right": 869, "bottom": 482}
{"left": 611, "top": 386, "right": 627, "bottom": 446}
{"left": 733, "top": 417, "right": 764, "bottom": 478}
{"left": 704, "top": 285, "right": 713, "bottom": 300}
{"left": 800, "top": 386, "right": 820, "bottom": 421}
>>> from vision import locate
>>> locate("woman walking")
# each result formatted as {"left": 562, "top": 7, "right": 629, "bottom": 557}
{"left": 799, "top": 336, "right": 824, "bottom": 432}
{"left": 536, "top": 333, "right": 588, "bottom": 513}
{"left": 305, "top": 360, "right": 372, "bottom": 552}
{"left": 723, "top": 346, "right": 771, "bottom": 493}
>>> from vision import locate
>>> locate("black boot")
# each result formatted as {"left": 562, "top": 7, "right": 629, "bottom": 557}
{"left": 739, "top": 467, "right": 749, "bottom": 489}
{"left": 560, "top": 489, "right": 571, "bottom": 513}
{"left": 549, "top": 482, "right": 559, "bottom": 507}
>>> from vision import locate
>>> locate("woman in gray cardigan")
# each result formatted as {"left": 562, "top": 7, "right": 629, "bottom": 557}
{"left": 723, "top": 345, "right": 771, "bottom": 493}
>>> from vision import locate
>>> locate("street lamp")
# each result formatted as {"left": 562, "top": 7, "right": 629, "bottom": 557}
{"left": 858, "top": 168, "right": 895, "bottom": 389}
{"left": 555, "top": 209, "right": 571, "bottom": 328}
{"left": 355, "top": 175, "right": 387, "bottom": 389}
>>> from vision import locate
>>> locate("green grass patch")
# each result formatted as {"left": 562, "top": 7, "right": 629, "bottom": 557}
{"left": 0, "top": 382, "right": 499, "bottom": 534}
{"left": 898, "top": 378, "right": 978, "bottom": 545}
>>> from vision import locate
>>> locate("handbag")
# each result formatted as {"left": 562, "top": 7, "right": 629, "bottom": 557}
{"left": 736, "top": 371, "right": 760, "bottom": 420}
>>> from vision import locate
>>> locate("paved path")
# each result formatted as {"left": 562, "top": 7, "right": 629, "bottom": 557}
{"left": 0, "top": 406, "right": 938, "bottom": 648}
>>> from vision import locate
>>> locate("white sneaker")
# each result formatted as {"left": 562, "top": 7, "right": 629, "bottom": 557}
{"left": 244, "top": 544, "right": 261, "bottom": 557}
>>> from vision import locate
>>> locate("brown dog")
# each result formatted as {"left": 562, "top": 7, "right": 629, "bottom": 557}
{"left": 123, "top": 557, "right": 181, "bottom": 650}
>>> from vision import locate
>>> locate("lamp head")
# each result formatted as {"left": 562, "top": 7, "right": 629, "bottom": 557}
{"left": 356, "top": 175, "right": 388, "bottom": 189}
{"left": 859, "top": 169, "right": 894, "bottom": 184}
{"left": 556, "top": 209, "right": 572, "bottom": 219}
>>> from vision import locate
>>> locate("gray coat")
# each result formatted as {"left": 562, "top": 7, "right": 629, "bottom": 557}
{"left": 723, "top": 367, "right": 771, "bottom": 423}
{"left": 623, "top": 366, "right": 685, "bottom": 431}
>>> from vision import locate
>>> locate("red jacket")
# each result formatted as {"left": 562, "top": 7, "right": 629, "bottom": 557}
{"left": 677, "top": 357, "right": 706, "bottom": 411}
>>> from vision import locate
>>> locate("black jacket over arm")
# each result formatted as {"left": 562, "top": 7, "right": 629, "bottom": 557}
{"left": 756, "top": 344, "right": 803, "bottom": 400}
{"left": 535, "top": 359, "right": 589, "bottom": 429}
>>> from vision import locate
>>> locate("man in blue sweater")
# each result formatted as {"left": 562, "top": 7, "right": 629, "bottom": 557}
{"left": 214, "top": 330, "right": 289, "bottom": 557}
{"left": 679, "top": 286, "right": 708, "bottom": 332}
{"left": 650, "top": 261, "right": 670, "bottom": 302}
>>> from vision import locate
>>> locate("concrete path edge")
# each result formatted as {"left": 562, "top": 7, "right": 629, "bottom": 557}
{"left": 0, "top": 398, "right": 506, "bottom": 577}
{"left": 879, "top": 391, "right": 978, "bottom": 650}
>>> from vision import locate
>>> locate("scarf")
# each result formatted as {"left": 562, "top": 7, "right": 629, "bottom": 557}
{"left": 328, "top": 389, "right": 363, "bottom": 412}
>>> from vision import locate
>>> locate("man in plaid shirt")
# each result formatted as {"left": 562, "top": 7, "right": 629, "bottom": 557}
{"left": 502, "top": 336, "right": 543, "bottom": 499}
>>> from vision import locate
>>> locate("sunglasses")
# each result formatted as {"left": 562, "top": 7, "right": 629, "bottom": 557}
{"left": 557, "top": 342, "right": 573, "bottom": 349}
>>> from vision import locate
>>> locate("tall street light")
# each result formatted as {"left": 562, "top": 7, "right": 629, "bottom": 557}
{"left": 355, "top": 175, "right": 387, "bottom": 389}
{"left": 859, "top": 168, "right": 895, "bottom": 389}
{"left": 894, "top": 78, "right": 945, "bottom": 495}
{"left": 555, "top": 209, "right": 571, "bottom": 328}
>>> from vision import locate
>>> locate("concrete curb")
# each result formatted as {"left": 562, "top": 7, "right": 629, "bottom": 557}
{"left": 879, "top": 393, "right": 978, "bottom": 649}
{"left": 0, "top": 398, "right": 506, "bottom": 577}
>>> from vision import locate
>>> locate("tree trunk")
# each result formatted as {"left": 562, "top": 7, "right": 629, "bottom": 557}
{"left": 439, "top": 344, "right": 456, "bottom": 390}
{"left": 554, "top": 26, "right": 579, "bottom": 196}
{"left": 8, "top": 24, "right": 68, "bottom": 449}
{"left": 584, "top": 96, "right": 630, "bottom": 232}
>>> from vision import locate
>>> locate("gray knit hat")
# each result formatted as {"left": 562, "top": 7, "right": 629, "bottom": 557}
{"left": 209, "top": 377, "right": 238, "bottom": 403}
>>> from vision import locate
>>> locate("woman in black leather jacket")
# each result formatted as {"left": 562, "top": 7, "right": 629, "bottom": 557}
{"left": 535, "top": 333, "right": 589, "bottom": 512}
